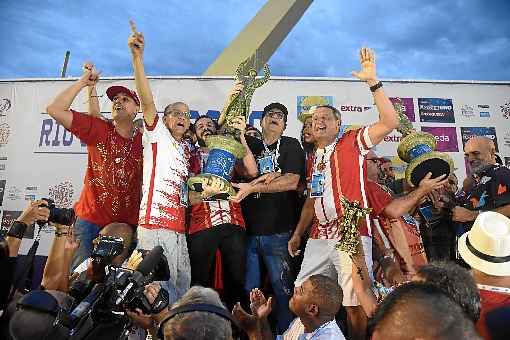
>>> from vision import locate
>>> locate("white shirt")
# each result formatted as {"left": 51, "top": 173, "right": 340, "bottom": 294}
{"left": 279, "top": 318, "right": 346, "bottom": 340}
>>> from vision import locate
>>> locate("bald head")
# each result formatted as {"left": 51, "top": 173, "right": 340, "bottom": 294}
{"left": 464, "top": 136, "right": 496, "bottom": 173}
{"left": 100, "top": 222, "right": 134, "bottom": 265}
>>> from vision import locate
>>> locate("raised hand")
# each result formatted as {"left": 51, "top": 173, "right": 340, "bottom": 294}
{"left": 17, "top": 200, "right": 50, "bottom": 225}
{"left": 82, "top": 62, "right": 100, "bottom": 85}
{"left": 128, "top": 20, "right": 145, "bottom": 57}
{"left": 249, "top": 288, "right": 273, "bottom": 319}
{"left": 230, "top": 116, "right": 246, "bottom": 133}
{"left": 351, "top": 47, "right": 377, "bottom": 83}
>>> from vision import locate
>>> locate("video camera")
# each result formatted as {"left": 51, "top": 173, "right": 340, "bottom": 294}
{"left": 38, "top": 245, "right": 169, "bottom": 340}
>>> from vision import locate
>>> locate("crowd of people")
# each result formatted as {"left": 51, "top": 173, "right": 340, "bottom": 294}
{"left": 0, "top": 26, "right": 509, "bottom": 340}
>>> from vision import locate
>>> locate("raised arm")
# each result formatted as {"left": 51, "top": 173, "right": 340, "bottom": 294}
{"left": 83, "top": 63, "right": 102, "bottom": 118}
{"left": 352, "top": 48, "right": 399, "bottom": 146}
{"left": 46, "top": 66, "right": 98, "bottom": 129}
{"left": 129, "top": 21, "right": 157, "bottom": 126}
{"left": 231, "top": 117, "right": 258, "bottom": 178}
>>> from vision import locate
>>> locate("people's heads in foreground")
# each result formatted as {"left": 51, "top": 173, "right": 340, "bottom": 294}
{"left": 194, "top": 115, "right": 218, "bottom": 147}
{"left": 311, "top": 105, "right": 341, "bottom": 147}
{"left": 369, "top": 282, "right": 481, "bottom": 340}
{"left": 163, "top": 102, "right": 191, "bottom": 140}
{"left": 464, "top": 136, "right": 496, "bottom": 174}
{"left": 261, "top": 102, "right": 288, "bottom": 136}
{"left": 245, "top": 124, "right": 262, "bottom": 140}
{"left": 106, "top": 85, "right": 140, "bottom": 123}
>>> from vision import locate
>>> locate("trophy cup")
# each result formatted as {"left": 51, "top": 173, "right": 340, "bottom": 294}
{"left": 394, "top": 98, "right": 453, "bottom": 187}
{"left": 187, "top": 57, "right": 270, "bottom": 199}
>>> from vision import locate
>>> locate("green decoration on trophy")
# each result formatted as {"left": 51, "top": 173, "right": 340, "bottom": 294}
{"left": 335, "top": 197, "right": 372, "bottom": 256}
{"left": 187, "top": 56, "right": 271, "bottom": 199}
{"left": 394, "top": 98, "right": 454, "bottom": 187}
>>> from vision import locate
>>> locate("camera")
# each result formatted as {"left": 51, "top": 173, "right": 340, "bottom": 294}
{"left": 92, "top": 236, "right": 124, "bottom": 264}
{"left": 39, "top": 198, "right": 76, "bottom": 226}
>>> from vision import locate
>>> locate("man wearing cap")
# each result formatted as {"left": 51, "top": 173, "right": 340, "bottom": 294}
{"left": 129, "top": 29, "right": 191, "bottom": 303}
{"left": 231, "top": 102, "right": 305, "bottom": 333}
{"left": 46, "top": 65, "right": 142, "bottom": 270}
{"left": 288, "top": 48, "right": 400, "bottom": 339}
{"left": 458, "top": 211, "right": 510, "bottom": 339}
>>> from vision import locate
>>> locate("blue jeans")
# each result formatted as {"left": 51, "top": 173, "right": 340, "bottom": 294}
{"left": 245, "top": 232, "right": 294, "bottom": 334}
{"left": 70, "top": 217, "right": 101, "bottom": 271}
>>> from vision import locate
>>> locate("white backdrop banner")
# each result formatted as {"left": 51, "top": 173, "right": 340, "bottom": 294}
{"left": 0, "top": 76, "right": 509, "bottom": 255}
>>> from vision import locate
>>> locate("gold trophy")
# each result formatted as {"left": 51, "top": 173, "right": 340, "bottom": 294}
{"left": 187, "top": 57, "right": 270, "bottom": 198}
{"left": 394, "top": 98, "right": 453, "bottom": 187}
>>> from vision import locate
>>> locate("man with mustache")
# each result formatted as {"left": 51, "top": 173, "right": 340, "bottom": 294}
{"left": 452, "top": 136, "right": 510, "bottom": 223}
{"left": 187, "top": 111, "right": 258, "bottom": 310}
{"left": 129, "top": 27, "right": 191, "bottom": 303}
{"left": 231, "top": 102, "right": 306, "bottom": 334}
{"left": 46, "top": 64, "right": 142, "bottom": 271}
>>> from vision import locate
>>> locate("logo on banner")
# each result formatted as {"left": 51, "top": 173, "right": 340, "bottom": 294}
{"left": 421, "top": 127, "right": 459, "bottom": 152}
{"left": 48, "top": 180, "right": 74, "bottom": 208}
{"left": 418, "top": 98, "right": 455, "bottom": 123}
{"left": 0, "top": 180, "right": 5, "bottom": 206}
{"left": 501, "top": 102, "right": 510, "bottom": 120}
{"left": 503, "top": 131, "right": 510, "bottom": 148}
{"left": 390, "top": 97, "right": 415, "bottom": 121}
{"left": 460, "top": 127, "right": 499, "bottom": 152}
{"left": 0, "top": 211, "right": 26, "bottom": 237}
{"left": 460, "top": 105, "right": 475, "bottom": 118}
{"left": 24, "top": 195, "right": 36, "bottom": 201}
{"left": 478, "top": 104, "right": 490, "bottom": 118}
{"left": 339, "top": 105, "right": 371, "bottom": 113}
{"left": 0, "top": 122, "right": 10, "bottom": 146}
{"left": 297, "top": 96, "right": 334, "bottom": 117}
{"left": 383, "top": 134, "right": 403, "bottom": 143}
{"left": 0, "top": 98, "right": 11, "bottom": 116}
{"left": 6, "top": 186, "right": 21, "bottom": 201}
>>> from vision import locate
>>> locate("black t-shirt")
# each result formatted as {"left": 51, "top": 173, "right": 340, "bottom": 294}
{"left": 241, "top": 135, "right": 305, "bottom": 235}
{"left": 466, "top": 164, "right": 510, "bottom": 211}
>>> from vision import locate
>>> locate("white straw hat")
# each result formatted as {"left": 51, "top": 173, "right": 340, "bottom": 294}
{"left": 458, "top": 211, "right": 510, "bottom": 276}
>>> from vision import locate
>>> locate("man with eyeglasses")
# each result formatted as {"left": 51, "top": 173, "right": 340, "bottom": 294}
{"left": 231, "top": 102, "right": 305, "bottom": 334}
{"left": 129, "top": 26, "right": 191, "bottom": 304}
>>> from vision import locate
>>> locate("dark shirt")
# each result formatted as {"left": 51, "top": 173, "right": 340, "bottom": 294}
{"left": 466, "top": 164, "right": 510, "bottom": 211}
{"left": 241, "top": 136, "right": 305, "bottom": 235}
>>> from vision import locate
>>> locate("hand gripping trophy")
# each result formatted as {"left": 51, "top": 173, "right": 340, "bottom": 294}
{"left": 187, "top": 57, "right": 270, "bottom": 199}
{"left": 394, "top": 98, "right": 454, "bottom": 186}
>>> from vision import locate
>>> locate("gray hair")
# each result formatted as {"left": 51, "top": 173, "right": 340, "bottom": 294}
{"left": 164, "top": 286, "right": 233, "bottom": 340}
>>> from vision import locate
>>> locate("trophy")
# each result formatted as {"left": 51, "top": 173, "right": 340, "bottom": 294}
{"left": 187, "top": 56, "right": 270, "bottom": 199}
{"left": 394, "top": 98, "right": 453, "bottom": 187}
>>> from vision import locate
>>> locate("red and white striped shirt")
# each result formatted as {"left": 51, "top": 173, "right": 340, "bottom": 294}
{"left": 310, "top": 128, "right": 373, "bottom": 239}
{"left": 138, "top": 115, "right": 188, "bottom": 233}
{"left": 188, "top": 148, "right": 245, "bottom": 234}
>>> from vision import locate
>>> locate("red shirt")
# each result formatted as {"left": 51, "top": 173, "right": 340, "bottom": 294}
{"left": 188, "top": 148, "right": 245, "bottom": 234}
{"left": 476, "top": 287, "right": 510, "bottom": 340}
{"left": 366, "top": 181, "right": 427, "bottom": 274}
{"left": 70, "top": 110, "right": 142, "bottom": 227}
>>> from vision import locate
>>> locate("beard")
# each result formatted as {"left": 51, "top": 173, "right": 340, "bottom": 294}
{"left": 198, "top": 129, "right": 214, "bottom": 147}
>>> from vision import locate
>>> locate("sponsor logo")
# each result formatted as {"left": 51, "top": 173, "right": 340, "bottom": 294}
{"left": 390, "top": 97, "right": 415, "bottom": 122}
{"left": 460, "top": 105, "right": 475, "bottom": 118}
{"left": 503, "top": 131, "right": 510, "bottom": 148}
{"left": 460, "top": 127, "right": 499, "bottom": 152}
{"left": 478, "top": 104, "right": 490, "bottom": 118}
{"left": 48, "top": 180, "right": 74, "bottom": 208}
{"left": 0, "top": 122, "right": 10, "bottom": 146}
{"left": 383, "top": 134, "right": 403, "bottom": 143}
{"left": 421, "top": 127, "right": 459, "bottom": 152}
{"left": 0, "top": 180, "right": 5, "bottom": 206}
{"left": 339, "top": 105, "right": 371, "bottom": 113}
{"left": 0, "top": 98, "right": 11, "bottom": 115}
{"left": 25, "top": 186, "right": 38, "bottom": 191}
{"left": 501, "top": 102, "right": 510, "bottom": 120}
{"left": 24, "top": 194, "right": 36, "bottom": 201}
{"left": 0, "top": 211, "right": 26, "bottom": 237}
{"left": 418, "top": 98, "right": 455, "bottom": 123}
{"left": 297, "top": 96, "right": 334, "bottom": 118}
{"left": 6, "top": 186, "right": 21, "bottom": 201}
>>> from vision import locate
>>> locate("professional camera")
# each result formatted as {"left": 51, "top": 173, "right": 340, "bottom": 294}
{"left": 63, "top": 245, "right": 170, "bottom": 339}
{"left": 38, "top": 198, "right": 75, "bottom": 226}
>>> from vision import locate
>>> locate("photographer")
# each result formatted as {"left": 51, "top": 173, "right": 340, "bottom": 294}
{"left": 1, "top": 200, "right": 50, "bottom": 310}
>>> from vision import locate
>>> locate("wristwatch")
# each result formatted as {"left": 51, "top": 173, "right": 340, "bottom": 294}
{"left": 369, "top": 81, "right": 383, "bottom": 93}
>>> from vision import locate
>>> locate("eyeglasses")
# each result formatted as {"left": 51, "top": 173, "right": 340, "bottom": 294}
{"left": 165, "top": 110, "right": 190, "bottom": 118}
{"left": 267, "top": 111, "right": 285, "bottom": 120}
